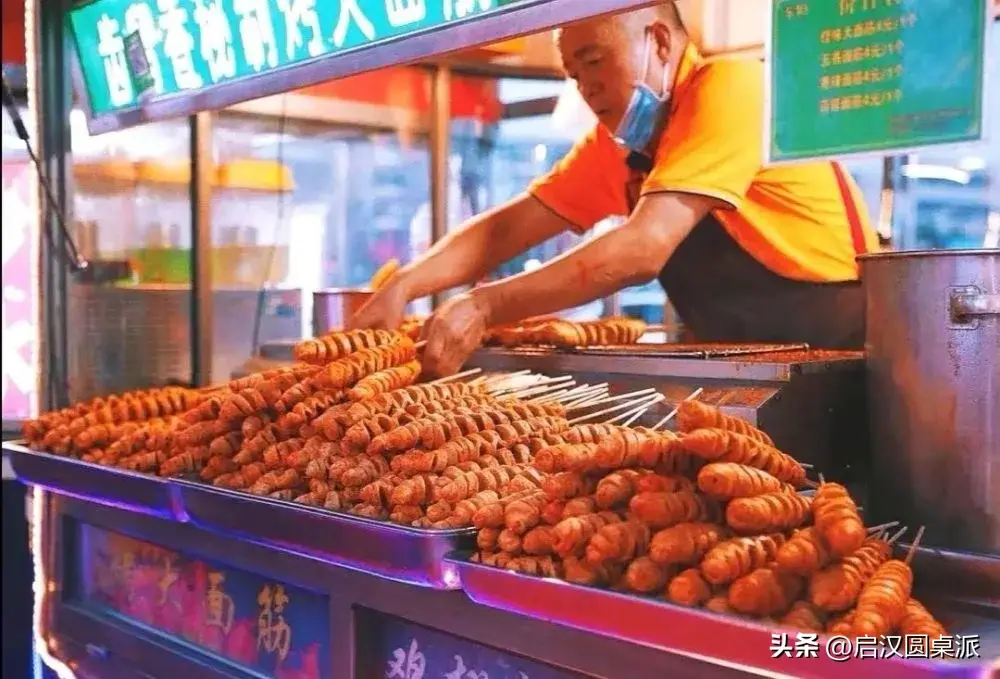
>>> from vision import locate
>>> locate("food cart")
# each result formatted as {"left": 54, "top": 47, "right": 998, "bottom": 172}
{"left": 7, "top": 1, "right": 998, "bottom": 678}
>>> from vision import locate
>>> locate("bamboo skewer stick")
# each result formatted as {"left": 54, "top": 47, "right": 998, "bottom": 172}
{"left": 887, "top": 526, "right": 908, "bottom": 546}
{"left": 619, "top": 394, "right": 667, "bottom": 427}
{"left": 568, "top": 393, "right": 662, "bottom": 425}
{"left": 904, "top": 526, "right": 925, "bottom": 565}
{"left": 602, "top": 395, "right": 663, "bottom": 427}
{"left": 533, "top": 387, "right": 603, "bottom": 405}
{"left": 498, "top": 374, "right": 574, "bottom": 394}
{"left": 430, "top": 367, "right": 483, "bottom": 385}
{"left": 481, "top": 370, "right": 532, "bottom": 387}
{"left": 538, "top": 383, "right": 600, "bottom": 404}
{"left": 649, "top": 387, "right": 705, "bottom": 430}
{"left": 574, "top": 388, "right": 658, "bottom": 409}
{"left": 866, "top": 521, "right": 899, "bottom": 534}
{"left": 561, "top": 386, "right": 611, "bottom": 408}
{"left": 506, "top": 377, "right": 576, "bottom": 400}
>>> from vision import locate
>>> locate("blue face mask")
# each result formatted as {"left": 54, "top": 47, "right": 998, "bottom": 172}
{"left": 614, "top": 33, "right": 672, "bottom": 154}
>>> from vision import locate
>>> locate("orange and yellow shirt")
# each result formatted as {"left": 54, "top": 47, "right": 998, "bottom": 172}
{"left": 528, "top": 44, "right": 879, "bottom": 283}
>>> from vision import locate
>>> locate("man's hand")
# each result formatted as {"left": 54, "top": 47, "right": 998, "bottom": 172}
{"left": 421, "top": 291, "right": 490, "bottom": 377}
{"left": 349, "top": 278, "right": 409, "bottom": 330}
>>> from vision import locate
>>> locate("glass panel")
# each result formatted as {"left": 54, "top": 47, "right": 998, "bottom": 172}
{"left": 451, "top": 77, "right": 613, "bottom": 321}
{"left": 887, "top": 21, "right": 999, "bottom": 250}
{"left": 209, "top": 69, "right": 439, "bottom": 365}
{"left": 68, "top": 111, "right": 195, "bottom": 398}
{"left": 71, "top": 522, "right": 332, "bottom": 675}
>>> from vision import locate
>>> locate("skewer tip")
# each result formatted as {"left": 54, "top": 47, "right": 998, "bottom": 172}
{"left": 887, "top": 525, "right": 908, "bottom": 546}
{"left": 905, "top": 526, "right": 925, "bottom": 564}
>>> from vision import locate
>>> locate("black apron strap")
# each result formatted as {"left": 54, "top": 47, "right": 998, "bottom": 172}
{"left": 624, "top": 161, "right": 867, "bottom": 350}
{"left": 658, "top": 215, "right": 865, "bottom": 349}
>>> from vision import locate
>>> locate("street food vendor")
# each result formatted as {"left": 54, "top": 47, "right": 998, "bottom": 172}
{"left": 351, "top": 3, "right": 879, "bottom": 376}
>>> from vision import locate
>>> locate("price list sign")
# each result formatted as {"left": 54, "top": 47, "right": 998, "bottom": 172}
{"left": 766, "top": 0, "right": 989, "bottom": 163}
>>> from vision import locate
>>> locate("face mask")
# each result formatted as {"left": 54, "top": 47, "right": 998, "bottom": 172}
{"left": 614, "top": 32, "right": 672, "bottom": 154}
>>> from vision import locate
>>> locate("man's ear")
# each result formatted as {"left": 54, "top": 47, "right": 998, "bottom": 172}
{"left": 649, "top": 21, "right": 672, "bottom": 63}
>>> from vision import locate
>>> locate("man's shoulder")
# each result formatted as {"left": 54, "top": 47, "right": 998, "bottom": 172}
{"left": 693, "top": 56, "right": 765, "bottom": 96}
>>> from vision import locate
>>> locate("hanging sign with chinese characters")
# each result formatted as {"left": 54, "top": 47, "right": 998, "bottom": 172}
{"left": 361, "top": 611, "right": 591, "bottom": 679}
{"left": 74, "top": 523, "right": 330, "bottom": 678}
{"left": 69, "top": 0, "right": 536, "bottom": 119}
{"left": 766, "top": 0, "right": 989, "bottom": 163}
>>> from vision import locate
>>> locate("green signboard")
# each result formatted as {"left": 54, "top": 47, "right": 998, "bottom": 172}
{"left": 767, "top": 0, "right": 989, "bottom": 163}
{"left": 69, "top": 0, "right": 534, "bottom": 118}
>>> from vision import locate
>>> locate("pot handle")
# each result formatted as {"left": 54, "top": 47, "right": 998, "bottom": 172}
{"left": 950, "top": 291, "right": 1000, "bottom": 321}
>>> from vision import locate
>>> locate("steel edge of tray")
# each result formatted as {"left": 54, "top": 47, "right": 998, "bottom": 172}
{"left": 467, "top": 348, "right": 797, "bottom": 383}
{"left": 446, "top": 554, "right": 993, "bottom": 679}
{"left": 2, "top": 441, "right": 183, "bottom": 521}
{"left": 172, "top": 478, "right": 472, "bottom": 590}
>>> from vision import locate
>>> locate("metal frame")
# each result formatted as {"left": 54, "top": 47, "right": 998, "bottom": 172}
{"left": 33, "top": 0, "right": 73, "bottom": 411}
{"left": 49, "top": 495, "right": 752, "bottom": 679}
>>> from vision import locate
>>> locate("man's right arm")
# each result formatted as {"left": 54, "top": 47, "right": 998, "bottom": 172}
{"left": 395, "top": 192, "right": 572, "bottom": 303}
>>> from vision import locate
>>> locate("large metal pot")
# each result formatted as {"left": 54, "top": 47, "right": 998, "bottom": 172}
{"left": 312, "top": 288, "right": 373, "bottom": 336}
{"left": 860, "top": 249, "right": 999, "bottom": 555}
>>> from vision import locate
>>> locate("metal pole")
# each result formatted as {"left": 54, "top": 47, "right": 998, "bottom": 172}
{"left": 190, "top": 112, "right": 214, "bottom": 386}
{"left": 33, "top": 0, "right": 72, "bottom": 410}
{"left": 876, "top": 156, "right": 897, "bottom": 246}
{"left": 429, "top": 65, "right": 451, "bottom": 311}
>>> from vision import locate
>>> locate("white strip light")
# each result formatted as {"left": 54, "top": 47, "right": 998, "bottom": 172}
{"left": 900, "top": 163, "right": 972, "bottom": 184}
{"left": 24, "top": 0, "right": 78, "bottom": 671}
{"left": 32, "top": 488, "right": 76, "bottom": 679}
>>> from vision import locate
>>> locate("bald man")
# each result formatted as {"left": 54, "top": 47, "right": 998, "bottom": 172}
{"left": 352, "top": 3, "right": 878, "bottom": 376}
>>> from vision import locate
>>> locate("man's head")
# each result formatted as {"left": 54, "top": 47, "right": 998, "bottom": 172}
{"left": 555, "top": 2, "right": 689, "bottom": 133}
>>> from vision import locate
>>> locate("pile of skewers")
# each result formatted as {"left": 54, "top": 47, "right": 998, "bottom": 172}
{"left": 484, "top": 317, "right": 649, "bottom": 349}
{"left": 21, "top": 328, "right": 950, "bottom": 644}
{"left": 382, "top": 316, "right": 650, "bottom": 350}
{"left": 467, "top": 398, "right": 950, "bottom": 644}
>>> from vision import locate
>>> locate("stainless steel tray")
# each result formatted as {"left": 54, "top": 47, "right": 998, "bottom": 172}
{"left": 2, "top": 441, "right": 182, "bottom": 520}
{"left": 449, "top": 548, "right": 999, "bottom": 679}
{"left": 174, "top": 479, "right": 474, "bottom": 590}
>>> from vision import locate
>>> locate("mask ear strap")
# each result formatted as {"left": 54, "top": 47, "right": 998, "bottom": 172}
{"left": 639, "top": 29, "right": 653, "bottom": 83}
{"left": 660, "top": 57, "right": 672, "bottom": 99}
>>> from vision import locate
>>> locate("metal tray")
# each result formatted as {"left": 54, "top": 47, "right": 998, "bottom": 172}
{"left": 449, "top": 548, "right": 999, "bottom": 679}
{"left": 2, "top": 441, "right": 183, "bottom": 520}
{"left": 571, "top": 343, "right": 812, "bottom": 359}
{"left": 174, "top": 479, "right": 474, "bottom": 590}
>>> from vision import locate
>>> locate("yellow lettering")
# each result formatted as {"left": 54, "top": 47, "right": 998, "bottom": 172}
{"left": 839, "top": 0, "right": 856, "bottom": 15}
{"left": 820, "top": 99, "right": 831, "bottom": 114}
{"left": 158, "top": 557, "right": 179, "bottom": 606}
{"left": 205, "top": 572, "right": 235, "bottom": 634}
{"left": 820, "top": 29, "right": 832, "bottom": 44}
{"left": 820, "top": 75, "right": 831, "bottom": 89}
{"left": 257, "top": 584, "right": 293, "bottom": 662}
{"left": 832, "top": 28, "right": 844, "bottom": 41}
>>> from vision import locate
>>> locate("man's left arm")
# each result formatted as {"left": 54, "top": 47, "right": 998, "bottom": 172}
{"left": 471, "top": 191, "right": 722, "bottom": 327}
